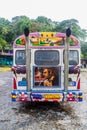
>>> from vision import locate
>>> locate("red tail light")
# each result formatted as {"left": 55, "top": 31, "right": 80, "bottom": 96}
{"left": 13, "top": 78, "right": 17, "bottom": 89}
{"left": 77, "top": 79, "right": 80, "bottom": 89}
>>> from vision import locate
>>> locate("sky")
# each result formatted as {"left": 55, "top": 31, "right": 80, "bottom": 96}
{"left": 0, "top": 0, "right": 87, "bottom": 29}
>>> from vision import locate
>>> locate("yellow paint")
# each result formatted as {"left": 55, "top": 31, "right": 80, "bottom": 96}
{"left": 43, "top": 94, "right": 62, "bottom": 99}
{"left": 12, "top": 95, "right": 16, "bottom": 98}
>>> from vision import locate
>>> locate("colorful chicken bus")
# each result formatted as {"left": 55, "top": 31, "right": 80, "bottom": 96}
{"left": 11, "top": 31, "right": 83, "bottom": 102}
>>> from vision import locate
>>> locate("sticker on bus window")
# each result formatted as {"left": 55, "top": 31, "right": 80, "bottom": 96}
{"left": 33, "top": 67, "right": 59, "bottom": 87}
{"left": 18, "top": 81, "right": 26, "bottom": 86}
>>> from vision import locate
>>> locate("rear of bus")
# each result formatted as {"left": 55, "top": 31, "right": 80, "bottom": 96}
{"left": 11, "top": 32, "right": 83, "bottom": 102}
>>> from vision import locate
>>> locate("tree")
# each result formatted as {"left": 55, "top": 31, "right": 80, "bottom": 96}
{"left": 36, "top": 16, "right": 54, "bottom": 31}
{"left": 30, "top": 19, "right": 39, "bottom": 32}
{"left": 53, "top": 19, "right": 87, "bottom": 41}
{"left": 81, "top": 41, "right": 87, "bottom": 58}
{"left": 12, "top": 15, "right": 31, "bottom": 36}
{"left": 0, "top": 37, "right": 7, "bottom": 53}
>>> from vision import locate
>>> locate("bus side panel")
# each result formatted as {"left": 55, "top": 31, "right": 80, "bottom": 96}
{"left": 16, "top": 73, "right": 27, "bottom": 90}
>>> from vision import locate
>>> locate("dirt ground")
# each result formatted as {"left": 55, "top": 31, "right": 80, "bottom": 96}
{"left": 0, "top": 71, "right": 87, "bottom": 130}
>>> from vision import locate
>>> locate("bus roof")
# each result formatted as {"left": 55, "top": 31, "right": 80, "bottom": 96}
{"left": 13, "top": 32, "right": 80, "bottom": 48}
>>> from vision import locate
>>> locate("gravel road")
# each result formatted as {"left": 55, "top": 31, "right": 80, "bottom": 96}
{"left": 0, "top": 71, "right": 87, "bottom": 130}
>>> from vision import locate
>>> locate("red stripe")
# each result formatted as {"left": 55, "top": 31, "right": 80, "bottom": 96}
{"left": 13, "top": 78, "right": 17, "bottom": 89}
{"left": 53, "top": 99, "right": 58, "bottom": 102}
{"left": 77, "top": 79, "right": 80, "bottom": 89}
{"left": 44, "top": 99, "right": 48, "bottom": 102}
{"left": 34, "top": 99, "right": 39, "bottom": 102}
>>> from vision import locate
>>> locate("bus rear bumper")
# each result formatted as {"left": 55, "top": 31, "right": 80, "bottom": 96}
{"left": 11, "top": 90, "right": 83, "bottom": 102}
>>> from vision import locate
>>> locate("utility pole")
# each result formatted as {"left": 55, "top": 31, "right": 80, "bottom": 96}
{"left": 64, "top": 28, "right": 71, "bottom": 91}
{"left": 24, "top": 28, "right": 31, "bottom": 91}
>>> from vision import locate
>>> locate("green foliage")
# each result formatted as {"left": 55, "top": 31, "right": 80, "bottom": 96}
{"left": 0, "top": 15, "right": 87, "bottom": 58}
{"left": 35, "top": 16, "right": 54, "bottom": 31}
{"left": 81, "top": 41, "right": 87, "bottom": 58}
{"left": 0, "top": 37, "right": 7, "bottom": 50}
{"left": 12, "top": 15, "right": 31, "bottom": 35}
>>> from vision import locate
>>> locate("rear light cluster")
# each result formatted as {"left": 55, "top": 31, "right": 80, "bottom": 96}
{"left": 11, "top": 91, "right": 30, "bottom": 102}
{"left": 69, "top": 66, "right": 80, "bottom": 74}
{"left": 11, "top": 66, "right": 26, "bottom": 74}
{"left": 64, "top": 91, "right": 83, "bottom": 102}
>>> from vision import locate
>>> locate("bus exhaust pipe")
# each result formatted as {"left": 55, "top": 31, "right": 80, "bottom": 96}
{"left": 64, "top": 28, "right": 71, "bottom": 91}
{"left": 24, "top": 28, "right": 31, "bottom": 91}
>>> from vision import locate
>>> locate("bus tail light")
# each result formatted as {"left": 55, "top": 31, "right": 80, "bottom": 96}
{"left": 77, "top": 79, "right": 80, "bottom": 89}
{"left": 13, "top": 78, "right": 17, "bottom": 89}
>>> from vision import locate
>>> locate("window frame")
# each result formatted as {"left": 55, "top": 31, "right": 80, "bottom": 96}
{"left": 15, "top": 50, "right": 26, "bottom": 65}
{"left": 34, "top": 50, "right": 60, "bottom": 66}
{"left": 63, "top": 50, "right": 79, "bottom": 65}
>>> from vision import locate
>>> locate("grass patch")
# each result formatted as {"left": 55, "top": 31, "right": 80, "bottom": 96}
{"left": 0, "top": 66, "right": 11, "bottom": 72}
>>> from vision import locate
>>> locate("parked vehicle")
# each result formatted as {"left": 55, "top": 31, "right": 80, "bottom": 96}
{"left": 11, "top": 30, "right": 83, "bottom": 102}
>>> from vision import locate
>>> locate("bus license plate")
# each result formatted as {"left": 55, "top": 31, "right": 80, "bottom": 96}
{"left": 44, "top": 94, "right": 62, "bottom": 99}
